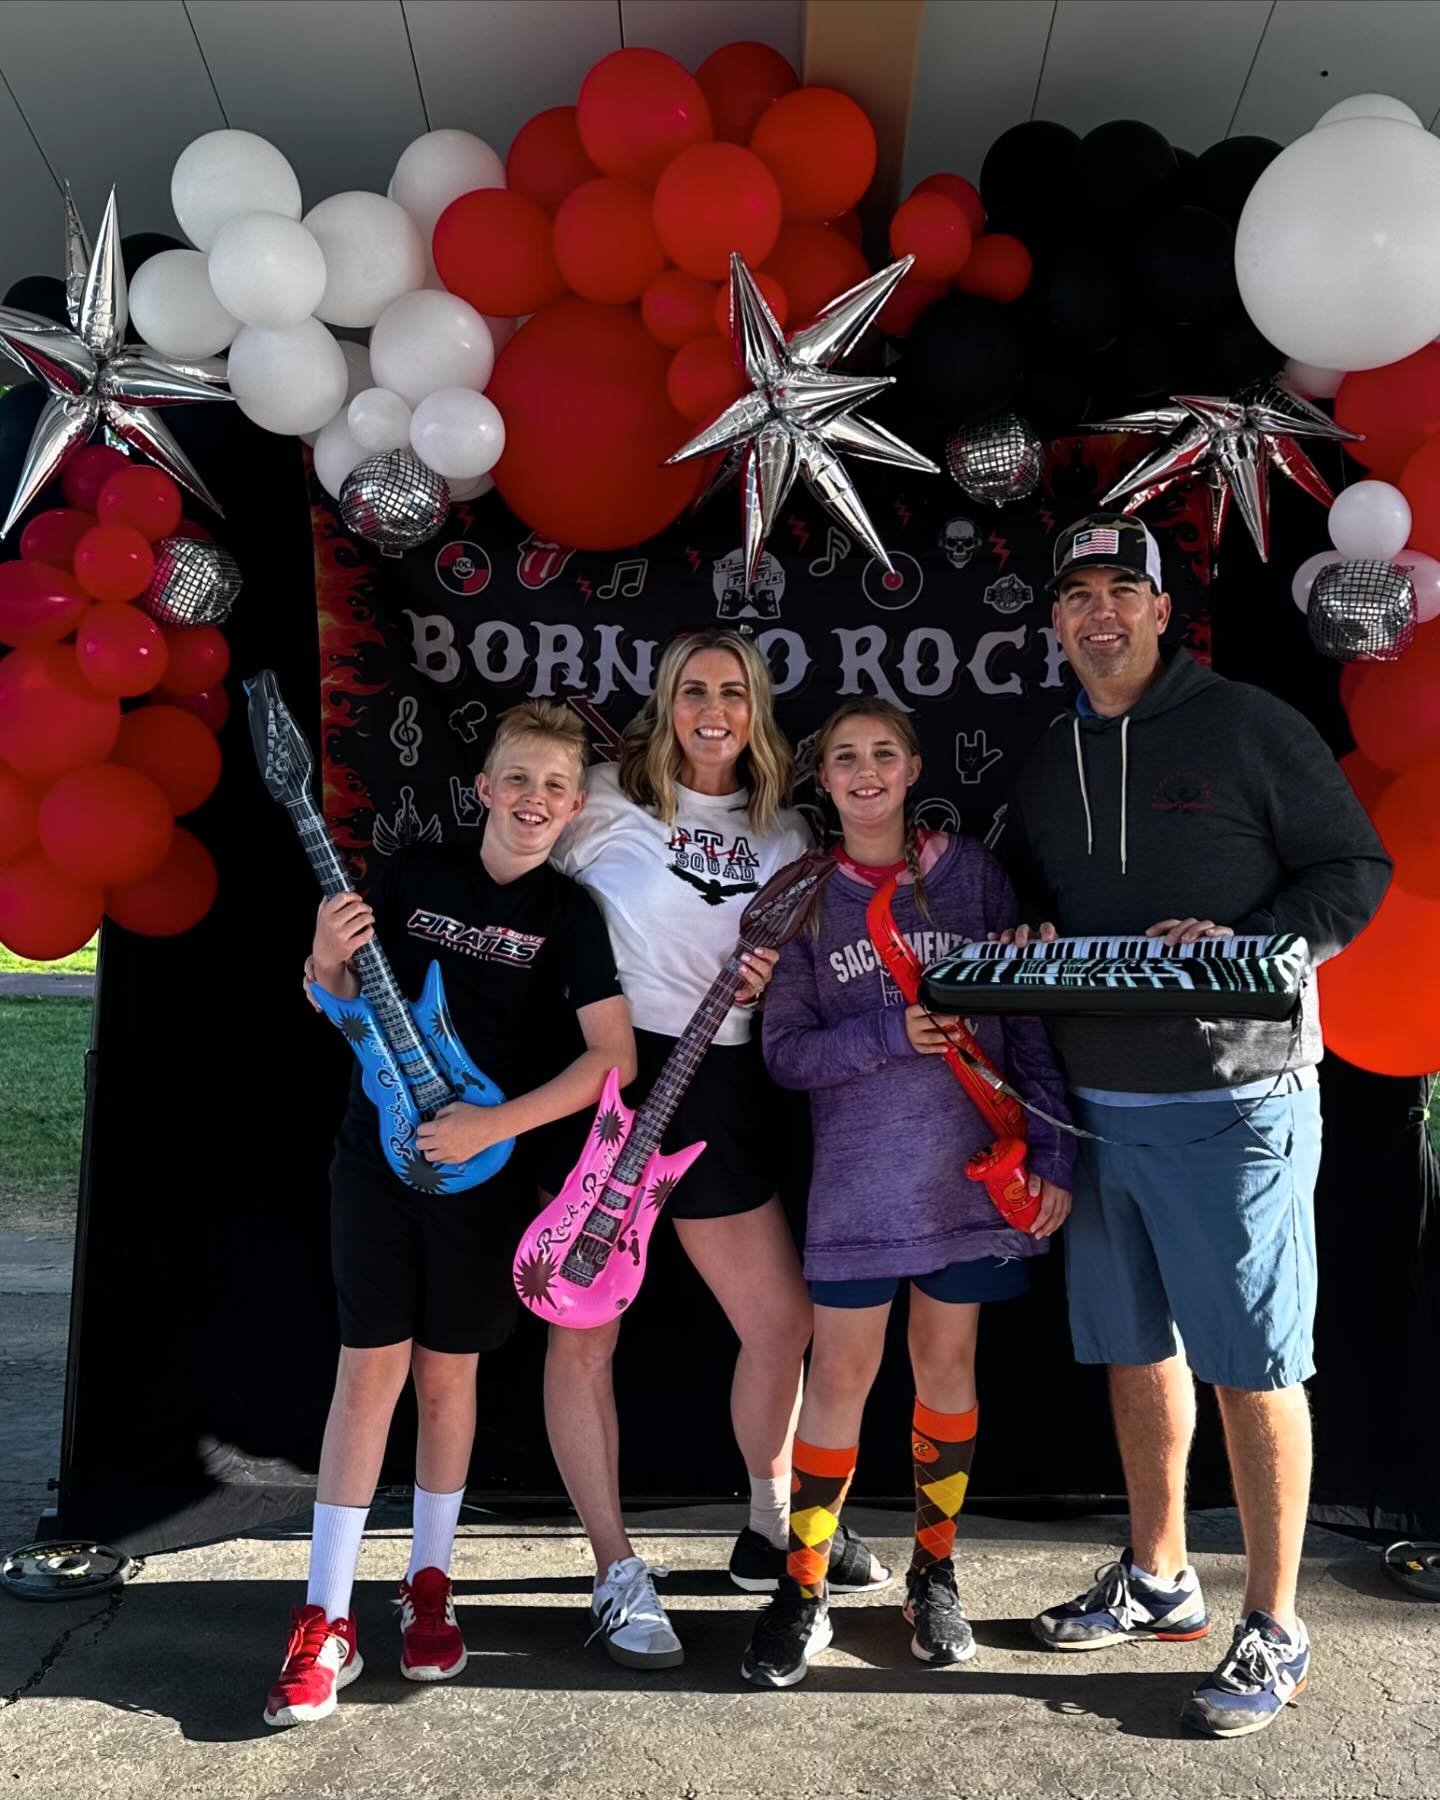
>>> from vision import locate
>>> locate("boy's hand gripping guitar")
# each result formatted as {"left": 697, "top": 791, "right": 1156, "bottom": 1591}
{"left": 513, "top": 851, "right": 836, "bottom": 1327}
{"left": 866, "top": 875, "right": 1040, "bottom": 1232}
{"left": 246, "top": 669, "right": 513, "bottom": 1195}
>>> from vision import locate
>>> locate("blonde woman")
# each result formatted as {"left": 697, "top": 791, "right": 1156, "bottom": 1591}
{"left": 545, "top": 629, "right": 889, "bottom": 1669}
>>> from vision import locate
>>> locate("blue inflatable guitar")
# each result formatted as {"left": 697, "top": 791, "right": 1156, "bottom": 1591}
{"left": 246, "top": 670, "right": 513, "bottom": 1195}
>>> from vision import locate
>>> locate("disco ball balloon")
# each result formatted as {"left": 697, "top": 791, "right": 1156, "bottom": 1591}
{"left": 140, "top": 536, "right": 243, "bottom": 627}
{"left": 945, "top": 411, "right": 1042, "bottom": 506}
{"left": 339, "top": 449, "right": 450, "bottom": 553}
{"left": 1308, "top": 559, "right": 1416, "bottom": 661}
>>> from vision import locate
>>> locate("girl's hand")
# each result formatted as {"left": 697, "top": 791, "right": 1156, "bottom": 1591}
{"left": 1029, "top": 1177, "right": 1071, "bottom": 1238}
{"left": 416, "top": 1102, "right": 512, "bottom": 1165}
{"left": 904, "top": 1003, "right": 959, "bottom": 1054}
{"left": 313, "top": 892, "right": 374, "bottom": 973}
{"left": 736, "top": 945, "right": 778, "bottom": 1004}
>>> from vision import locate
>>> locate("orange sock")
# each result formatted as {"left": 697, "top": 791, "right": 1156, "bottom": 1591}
{"left": 786, "top": 1438, "right": 856, "bottom": 1599}
{"left": 911, "top": 1400, "right": 977, "bottom": 1573}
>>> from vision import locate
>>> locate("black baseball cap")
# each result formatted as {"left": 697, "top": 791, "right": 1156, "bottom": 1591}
{"left": 1048, "top": 511, "right": 1163, "bottom": 592}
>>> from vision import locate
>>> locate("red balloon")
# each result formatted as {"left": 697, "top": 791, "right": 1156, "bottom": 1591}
{"left": 61, "top": 445, "right": 129, "bottom": 512}
{"left": 19, "top": 508, "right": 95, "bottom": 567}
{"left": 762, "top": 222, "right": 869, "bottom": 327}
{"left": 1345, "top": 619, "right": 1440, "bottom": 772}
{"left": 106, "top": 825, "right": 217, "bottom": 938}
{"left": 155, "top": 681, "right": 228, "bottom": 731}
{"left": 911, "top": 172, "right": 985, "bottom": 237}
{"left": 955, "top": 233, "right": 1033, "bottom": 303}
{"left": 0, "top": 850, "right": 102, "bottom": 962}
{"left": 433, "top": 189, "right": 567, "bottom": 318}
{"left": 713, "top": 271, "right": 788, "bottom": 337}
{"left": 161, "top": 624, "right": 230, "bottom": 696}
{"left": 73, "top": 523, "right": 154, "bottom": 602}
{"left": 1318, "top": 882, "right": 1440, "bottom": 1076}
{"left": 167, "top": 518, "right": 215, "bottom": 544}
{"left": 576, "top": 48, "right": 712, "bottom": 186}
{"left": 1338, "top": 748, "right": 1391, "bottom": 815}
{"left": 506, "top": 106, "right": 601, "bottom": 213}
{"left": 111, "top": 704, "right": 222, "bottom": 816}
{"left": 0, "top": 645, "right": 120, "bottom": 780}
{"left": 96, "top": 466, "right": 183, "bottom": 541}
{"left": 553, "top": 178, "right": 667, "bottom": 304}
{"left": 667, "top": 337, "right": 746, "bottom": 423}
{"left": 877, "top": 272, "right": 949, "bottom": 338}
{"left": 890, "top": 193, "right": 972, "bottom": 282}
{"left": 0, "top": 560, "right": 92, "bottom": 648}
{"left": 489, "top": 298, "right": 703, "bottom": 549}
{"left": 653, "top": 142, "right": 783, "bottom": 280}
{"left": 642, "top": 269, "right": 720, "bottom": 348}
{"left": 1372, "top": 757, "right": 1440, "bottom": 898}
{"left": 39, "top": 762, "right": 174, "bottom": 886}
{"left": 828, "top": 209, "right": 863, "bottom": 247}
{"left": 749, "top": 87, "right": 876, "bottom": 222}
{"left": 1335, "top": 345, "right": 1440, "bottom": 482}
{"left": 0, "top": 765, "right": 40, "bottom": 865}
{"left": 1399, "top": 433, "right": 1440, "bottom": 560}
{"left": 75, "top": 603, "right": 169, "bottom": 697}
{"left": 695, "top": 40, "right": 798, "bottom": 144}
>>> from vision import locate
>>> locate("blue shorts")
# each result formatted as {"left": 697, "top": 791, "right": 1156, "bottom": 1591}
{"left": 810, "top": 1256, "right": 1031, "bottom": 1310}
{"left": 1066, "top": 1090, "right": 1322, "bottom": 1391}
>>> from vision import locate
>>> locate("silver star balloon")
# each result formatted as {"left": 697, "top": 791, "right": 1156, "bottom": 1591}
{"left": 1085, "top": 382, "right": 1360, "bottom": 563}
{"left": 666, "top": 254, "right": 938, "bottom": 592}
{"left": 0, "top": 187, "right": 232, "bottom": 538}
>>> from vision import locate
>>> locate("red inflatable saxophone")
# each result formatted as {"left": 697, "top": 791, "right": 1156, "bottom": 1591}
{"left": 866, "top": 875, "right": 1040, "bottom": 1233}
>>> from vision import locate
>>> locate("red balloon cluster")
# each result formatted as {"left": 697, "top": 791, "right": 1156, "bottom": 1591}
{"left": 876, "top": 170, "right": 1033, "bottom": 337}
{"left": 0, "top": 462, "right": 222, "bottom": 960}
{"left": 430, "top": 41, "right": 889, "bottom": 547}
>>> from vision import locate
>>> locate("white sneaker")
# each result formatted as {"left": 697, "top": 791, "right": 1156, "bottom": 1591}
{"left": 588, "top": 1556, "right": 684, "bottom": 1669}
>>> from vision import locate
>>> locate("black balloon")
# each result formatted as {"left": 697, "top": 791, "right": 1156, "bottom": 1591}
{"left": 121, "top": 231, "right": 185, "bottom": 281}
{"left": 1199, "top": 309, "right": 1281, "bottom": 391}
{"left": 1094, "top": 321, "right": 1197, "bottom": 414}
{"left": 900, "top": 295, "right": 1026, "bottom": 425}
{"left": 1188, "top": 136, "right": 1281, "bottom": 228}
{"left": 0, "top": 383, "right": 49, "bottom": 512}
{"left": 3, "top": 275, "right": 67, "bottom": 325}
{"left": 980, "top": 120, "right": 1079, "bottom": 248}
{"left": 1038, "top": 247, "right": 1129, "bottom": 354}
{"left": 1135, "top": 206, "right": 1237, "bottom": 325}
{"left": 1069, "top": 120, "right": 1177, "bottom": 213}
{"left": 1021, "top": 345, "right": 1095, "bottom": 437}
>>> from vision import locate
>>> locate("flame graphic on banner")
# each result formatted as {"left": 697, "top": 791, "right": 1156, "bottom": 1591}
{"left": 311, "top": 488, "right": 390, "bottom": 862}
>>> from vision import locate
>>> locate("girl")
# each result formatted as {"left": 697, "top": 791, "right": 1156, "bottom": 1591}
{"left": 547, "top": 630, "right": 888, "bottom": 1670}
{"left": 741, "top": 698, "right": 1073, "bottom": 1688}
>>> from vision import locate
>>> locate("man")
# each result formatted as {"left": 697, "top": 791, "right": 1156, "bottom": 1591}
{"left": 1005, "top": 512, "right": 1391, "bottom": 1738}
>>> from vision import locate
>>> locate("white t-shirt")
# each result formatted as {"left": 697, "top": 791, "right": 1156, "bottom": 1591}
{"left": 552, "top": 764, "right": 811, "bottom": 1046}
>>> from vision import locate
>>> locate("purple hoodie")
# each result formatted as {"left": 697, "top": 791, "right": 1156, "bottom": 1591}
{"left": 762, "top": 834, "right": 1074, "bottom": 1283}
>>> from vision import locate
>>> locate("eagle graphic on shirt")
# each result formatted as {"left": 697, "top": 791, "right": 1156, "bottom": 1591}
{"left": 665, "top": 826, "right": 760, "bottom": 906}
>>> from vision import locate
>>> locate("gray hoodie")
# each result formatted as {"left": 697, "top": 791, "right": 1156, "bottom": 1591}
{"left": 1004, "top": 651, "right": 1392, "bottom": 1093}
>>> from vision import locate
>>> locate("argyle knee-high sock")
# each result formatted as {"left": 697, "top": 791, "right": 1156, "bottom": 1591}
{"left": 910, "top": 1401, "right": 977, "bottom": 1573}
{"left": 785, "top": 1438, "right": 857, "bottom": 1599}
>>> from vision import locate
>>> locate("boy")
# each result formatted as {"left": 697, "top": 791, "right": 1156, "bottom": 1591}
{"left": 265, "top": 701, "right": 635, "bottom": 1727}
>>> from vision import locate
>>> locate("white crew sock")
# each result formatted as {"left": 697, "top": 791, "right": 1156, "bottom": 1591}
{"left": 748, "top": 1473, "right": 789, "bottom": 1549}
{"left": 408, "top": 1484, "right": 466, "bottom": 1581}
{"left": 306, "top": 1501, "right": 368, "bottom": 1623}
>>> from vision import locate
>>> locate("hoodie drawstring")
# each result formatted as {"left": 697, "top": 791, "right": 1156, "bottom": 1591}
{"left": 1073, "top": 714, "right": 1129, "bottom": 875}
{"left": 1119, "top": 714, "right": 1129, "bottom": 876}
{"left": 1072, "top": 717, "right": 1094, "bottom": 858}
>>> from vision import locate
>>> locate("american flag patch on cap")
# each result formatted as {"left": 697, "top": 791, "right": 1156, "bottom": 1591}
{"left": 1072, "top": 527, "right": 1120, "bottom": 557}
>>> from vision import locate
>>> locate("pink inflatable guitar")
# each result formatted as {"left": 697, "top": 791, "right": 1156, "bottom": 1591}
{"left": 513, "top": 850, "right": 835, "bottom": 1328}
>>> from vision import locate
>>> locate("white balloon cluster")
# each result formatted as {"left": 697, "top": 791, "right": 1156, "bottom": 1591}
{"left": 1292, "top": 478, "right": 1440, "bottom": 626}
{"left": 131, "top": 126, "right": 510, "bottom": 505}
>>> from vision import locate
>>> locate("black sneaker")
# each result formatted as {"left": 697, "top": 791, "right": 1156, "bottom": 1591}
{"left": 740, "top": 1577, "right": 832, "bottom": 1689}
{"left": 903, "top": 1560, "right": 976, "bottom": 1666}
{"left": 728, "top": 1522, "right": 893, "bottom": 1594}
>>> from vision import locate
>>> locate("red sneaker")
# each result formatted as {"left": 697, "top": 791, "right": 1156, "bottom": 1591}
{"left": 263, "top": 1603, "right": 363, "bottom": 1728}
{"left": 398, "top": 1566, "right": 468, "bottom": 1682}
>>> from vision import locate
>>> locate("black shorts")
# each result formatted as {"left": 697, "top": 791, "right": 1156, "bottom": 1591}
{"left": 536, "top": 1027, "right": 786, "bottom": 1221}
{"left": 329, "top": 1141, "right": 528, "bottom": 1354}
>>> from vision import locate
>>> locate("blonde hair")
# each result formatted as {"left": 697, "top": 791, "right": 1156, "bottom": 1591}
{"left": 809, "top": 698, "right": 933, "bottom": 922}
{"left": 618, "top": 629, "right": 793, "bottom": 831}
{"left": 484, "top": 699, "right": 588, "bottom": 782}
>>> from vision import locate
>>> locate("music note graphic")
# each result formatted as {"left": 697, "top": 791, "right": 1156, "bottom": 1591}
{"left": 596, "top": 557, "right": 647, "bottom": 600}
{"left": 807, "top": 525, "right": 852, "bottom": 579}
{"left": 390, "top": 695, "right": 423, "bottom": 769}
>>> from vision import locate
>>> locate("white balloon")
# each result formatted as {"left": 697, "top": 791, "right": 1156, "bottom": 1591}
{"left": 1236, "top": 120, "right": 1440, "bottom": 370}
{"left": 1315, "top": 94, "right": 1423, "bottom": 130}
{"left": 348, "top": 386, "right": 413, "bottom": 454}
{"left": 128, "top": 248, "right": 238, "bottom": 359}
{"left": 1328, "top": 480, "right": 1413, "bottom": 560}
{"left": 207, "top": 212, "right": 327, "bottom": 330}
{"left": 1282, "top": 357, "right": 1344, "bottom": 400}
{"left": 228, "top": 318, "right": 349, "bottom": 436}
{"left": 171, "top": 129, "right": 302, "bottom": 252}
{"left": 1393, "top": 549, "right": 1440, "bottom": 624}
{"left": 1292, "top": 550, "right": 1343, "bottom": 612}
{"left": 369, "top": 290, "right": 494, "bottom": 407}
{"left": 303, "top": 191, "right": 426, "bottom": 328}
{"left": 302, "top": 341, "right": 374, "bottom": 444}
{"left": 448, "top": 472, "right": 495, "bottom": 501}
{"left": 409, "top": 387, "right": 506, "bottom": 479}
{"left": 313, "top": 411, "right": 369, "bottom": 500}
{"left": 390, "top": 129, "right": 505, "bottom": 254}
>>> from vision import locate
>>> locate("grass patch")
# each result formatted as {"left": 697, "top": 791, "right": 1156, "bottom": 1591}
{"left": 0, "top": 937, "right": 98, "bottom": 976}
{"left": 0, "top": 997, "right": 90, "bottom": 1197}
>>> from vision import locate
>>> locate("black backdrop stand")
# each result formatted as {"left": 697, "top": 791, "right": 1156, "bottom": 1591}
{"left": 49, "top": 410, "right": 1438, "bottom": 1555}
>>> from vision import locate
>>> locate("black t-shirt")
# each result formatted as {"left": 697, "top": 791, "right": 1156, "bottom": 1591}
{"left": 335, "top": 845, "right": 621, "bottom": 1165}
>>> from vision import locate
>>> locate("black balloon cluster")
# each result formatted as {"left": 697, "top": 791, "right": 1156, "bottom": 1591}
{"left": 891, "top": 119, "right": 1284, "bottom": 447}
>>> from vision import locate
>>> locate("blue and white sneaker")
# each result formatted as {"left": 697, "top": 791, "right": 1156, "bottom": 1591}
{"left": 1032, "top": 1550, "right": 1210, "bottom": 1651}
{"left": 1182, "top": 1611, "right": 1309, "bottom": 1738}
